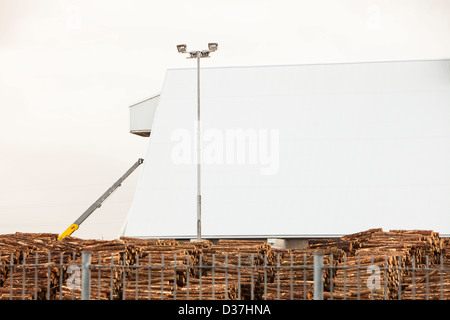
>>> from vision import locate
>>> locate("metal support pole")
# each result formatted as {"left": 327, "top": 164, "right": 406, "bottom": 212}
{"left": 196, "top": 52, "right": 202, "bottom": 242}
{"left": 81, "top": 251, "right": 91, "bottom": 300}
{"left": 177, "top": 44, "right": 218, "bottom": 242}
{"left": 313, "top": 253, "right": 324, "bottom": 300}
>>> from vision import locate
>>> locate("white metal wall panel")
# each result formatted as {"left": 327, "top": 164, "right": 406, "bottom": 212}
{"left": 123, "top": 60, "right": 450, "bottom": 238}
{"left": 129, "top": 95, "right": 159, "bottom": 132}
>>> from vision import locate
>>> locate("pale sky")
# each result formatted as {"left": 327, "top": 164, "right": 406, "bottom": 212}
{"left": 0, "top": 0, "right": 449, "bottom": 240}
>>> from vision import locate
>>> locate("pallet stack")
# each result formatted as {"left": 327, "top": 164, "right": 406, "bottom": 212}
{"left": 0, "top": 233, "right": 78, "bottom": 300}
{"left": 261, "top": 248, "right": 342, "bottom": 300}
{"left": 315, "top": 229, "right": 447, "bottom": 300}
{"left": 400, "top": 238, "right": 450, "bottom": 300}
{"left": 119, "top": 238, "right": 189, "bottom": 300}
{"left": 199, "top": 240, "right": 276, "bottom": 300}
{"left": 70, "top": 240, "right": 129, "bottom": 300}
{"left": 0, "top": 230, "right": 448, "bottom": 300}
{"left": 0, "top": 233, "right": 140, "bottom": 300}
{"left": 264, "top": 249, "right": 312, "bottom": 300}
{"left": 0, "top": 240, "right": 20, "bottom": 287}
{"left": 328, "top": 252, "right": 399, "bottom": 300}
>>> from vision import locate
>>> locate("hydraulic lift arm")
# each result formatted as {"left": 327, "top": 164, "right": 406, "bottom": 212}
{"left": 58, "top": 158, "right": 144, "bottom": 241}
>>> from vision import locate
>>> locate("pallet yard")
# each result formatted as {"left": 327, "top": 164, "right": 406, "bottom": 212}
{"left": 0, "top": 229, "right": 448, "bottom": 300}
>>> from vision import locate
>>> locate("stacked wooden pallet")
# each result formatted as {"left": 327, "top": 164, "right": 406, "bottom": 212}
{"left": 400, "top": 238, "right": 450, "bottom": 300}
{"left": 389, "top": 230, "right": 445, "bottom": 266}
{"left": 0, "top": 233, "right": 77, "bottom": 300}
{"left": 317, "top": 229, "right": 447, "bottom": 300}
{"left": 262, "top": 247, "right": 342, "bottom": 300}
{"left": 118, "top": 238, "right": 257, "bottom": 300}
{"left": 0, "top": 240, "right": 20, "bottom": 287}
{"left": 118, "top": 238, "right": 190, "bottom": 300}
{"left": 72, "top": 240, "right": 125, "bottom": 300}
{"left": 328, "top": 252, "right": 398, "bottom": 300}
{"left": 0, "top": 230, "right": 448, "bottom": 300}
{"left": 264, "top": 248, "right": 312, "bottom": 300}
{"left": 0, "top": 233, "right": 139, "bottom": 300}
{"left": 330, "top": 230, "right": 406, "bottom": 300}
{"left": 199, "top": 240, "right": 275, "bottom": 300}
{"left": 0, "top": 234, "right": 274, "bottom": 300}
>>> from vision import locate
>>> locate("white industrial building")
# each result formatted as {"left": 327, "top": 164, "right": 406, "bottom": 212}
{"left": 121, "top": 59, "right": 450, "bottom": 242}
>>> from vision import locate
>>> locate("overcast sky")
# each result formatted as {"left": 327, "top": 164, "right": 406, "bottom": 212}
{"left": 0, "top": 0, "right": 449, "bottom": 240}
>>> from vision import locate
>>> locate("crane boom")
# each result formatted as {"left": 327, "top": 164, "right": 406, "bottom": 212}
{"left": 58, "top": 158, "right": 144, "bottom": 241}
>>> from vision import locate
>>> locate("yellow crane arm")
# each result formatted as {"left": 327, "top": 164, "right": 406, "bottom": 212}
{"left": 57, "top": 158, "right": 143, "bottom": 241}
{"left": 57, "top": 224, "right": 79, "bottom": 241}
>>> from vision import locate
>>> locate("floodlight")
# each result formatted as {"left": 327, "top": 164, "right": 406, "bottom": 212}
{"left": 188, "top": 51, "right": 199, "bottom": 59}
{"left": 201, "top": 50, "right": 210, "bottom": 58}
{"left": 177, "top": 44, "right": 187, "bottom": 53}
{"left": 208, "top": 43, "right": 218, "bottom": 52}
